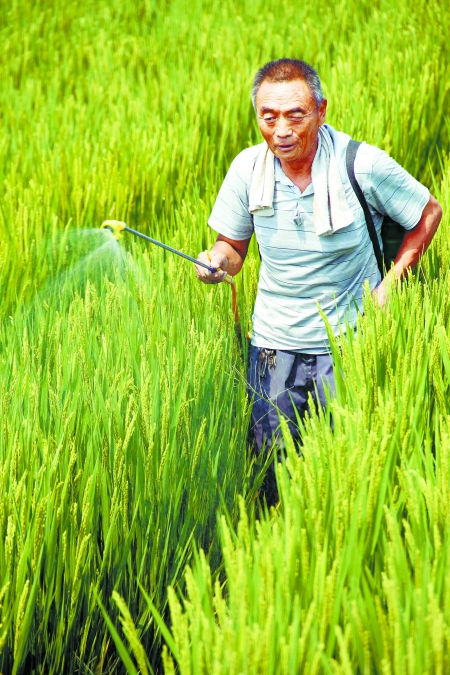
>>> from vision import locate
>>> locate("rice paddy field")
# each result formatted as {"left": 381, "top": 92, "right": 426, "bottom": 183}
{"left": 1, "top": 0, "right": 450, "bottom": 672}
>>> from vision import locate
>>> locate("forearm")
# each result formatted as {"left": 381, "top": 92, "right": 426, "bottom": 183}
{"left": 391, "top": 194, "right": 442, "bottom": 279}
{"left": 372, "top": 195, "right": 442, "bottom": 306}
{"left": 209, "top": 237, "right": 247, "bottom": 276}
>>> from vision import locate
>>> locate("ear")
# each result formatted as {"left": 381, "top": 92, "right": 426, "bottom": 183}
{"left": 318, "top": 98, "right": 327, "bottom": 126}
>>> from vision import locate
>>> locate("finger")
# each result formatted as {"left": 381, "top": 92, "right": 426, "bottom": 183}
{"left": 209, "top": 268, "right": 228, "bottom": 283}
{"left": 195, "top": 264, "right": 212, "bottom": 280}
{"left": 196, "top": 251, "right": 228, "bottom": 283}
{"left": 196, "top": 266, "right": 224, "bottom": 284}
{"left": 203, "top": 249, "right": 228, "bottom": 270}
{"left": 202, "top": 250, "right": 220, "bottom": 274}
{"left": 196, "top": 252, "right": 213, "bottom": 278}
{"left": 209, "top": 255, "right": 228, "bottom": 272}
{"left": 196, "top": 256, "right": 220, "bottom": 283}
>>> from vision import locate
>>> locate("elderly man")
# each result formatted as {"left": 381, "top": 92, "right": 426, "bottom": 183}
{"left": 196, "top": 58, "right": 442, "bottom": 502}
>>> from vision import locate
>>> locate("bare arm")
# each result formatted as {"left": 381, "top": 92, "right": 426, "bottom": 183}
{"left": 195, "top": 233, "right": 252, "bottom": 284}
{"left": 373, "top": 194, "right": 443, "bottom": 305}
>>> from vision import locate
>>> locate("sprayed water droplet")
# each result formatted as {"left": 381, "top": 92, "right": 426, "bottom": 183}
{"left": 29, "top": 227, "right": 129, "bottom": 312}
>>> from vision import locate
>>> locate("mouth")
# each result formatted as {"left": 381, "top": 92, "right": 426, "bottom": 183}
{"left": 277, "top": 144, "right": 296, "bottom": 152}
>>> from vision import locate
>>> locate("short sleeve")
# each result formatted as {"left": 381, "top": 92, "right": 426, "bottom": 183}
{"left": 208, "top": 151, "right": 255, "bottom": 241}
{"left": 364, "top": 146, "right": 430, "bottom": 231}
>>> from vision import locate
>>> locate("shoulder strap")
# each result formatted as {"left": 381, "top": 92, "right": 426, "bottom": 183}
{"left": 345, "top": 140, "right": 383, "bottom": 276}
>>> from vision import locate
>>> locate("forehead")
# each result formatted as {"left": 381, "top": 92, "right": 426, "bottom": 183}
{"left": 255, "top": 79, "right": 314, "bottom": 111}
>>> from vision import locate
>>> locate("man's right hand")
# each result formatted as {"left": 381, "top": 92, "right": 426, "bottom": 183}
{"left": 195, "top": 250, "right": 229, "bottom": 284}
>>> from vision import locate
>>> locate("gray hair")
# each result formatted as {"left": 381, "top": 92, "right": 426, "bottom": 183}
{"left": 251, "top": 59, "right": 324, "bottom": 110}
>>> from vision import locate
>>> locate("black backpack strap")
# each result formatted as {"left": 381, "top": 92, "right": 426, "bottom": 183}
{"left": 346, "top": 140, "right": 383, "bottom": 276}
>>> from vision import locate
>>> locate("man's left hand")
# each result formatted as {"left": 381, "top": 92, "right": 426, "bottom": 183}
{"left": 371, "top": 273, "right": 393, "bottom": 307}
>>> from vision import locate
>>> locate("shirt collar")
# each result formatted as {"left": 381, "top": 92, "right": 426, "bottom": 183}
{"left": 274, "top": 157, "right": 293, "bottom": 186}
{"left": 274, "top": 157, "right": 315, "bottom": 195}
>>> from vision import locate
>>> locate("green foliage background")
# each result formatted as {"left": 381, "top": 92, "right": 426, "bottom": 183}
{"left": 0, "top": 0, "right": 449, "bottom": 672}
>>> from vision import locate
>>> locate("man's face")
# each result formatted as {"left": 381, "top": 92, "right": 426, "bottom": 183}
{"left": 255, "top": 78, "right": 327, "bottom": 165}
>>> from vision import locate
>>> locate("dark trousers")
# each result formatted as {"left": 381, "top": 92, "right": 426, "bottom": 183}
{"left": 247, "top": 345, "right": 336, "bottom": 504}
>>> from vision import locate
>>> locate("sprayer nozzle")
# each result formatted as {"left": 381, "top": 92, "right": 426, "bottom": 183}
{"left": 101, "top": 220, "right": 127, "bottom": 240}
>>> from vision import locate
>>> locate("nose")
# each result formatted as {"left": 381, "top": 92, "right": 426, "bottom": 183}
{"left": 275, "top": 117, "right": 293, "bottom": 138}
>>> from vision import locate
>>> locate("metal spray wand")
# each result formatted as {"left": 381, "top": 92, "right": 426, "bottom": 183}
{"left": 101, "top": 220, "right": 234, "bottom": 284}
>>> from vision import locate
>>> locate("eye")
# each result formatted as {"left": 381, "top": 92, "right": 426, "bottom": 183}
{"left": 288, "top": 114, "right": 305, "bottom": 123}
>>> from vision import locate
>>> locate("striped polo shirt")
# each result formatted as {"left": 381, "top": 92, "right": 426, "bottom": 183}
{"left": 209, "top": 124, "right": 429, "bottom": 353}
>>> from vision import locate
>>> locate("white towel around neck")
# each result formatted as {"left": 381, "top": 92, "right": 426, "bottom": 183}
{"left": 249, "top": 126, "right": 354, "bottom": 236}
